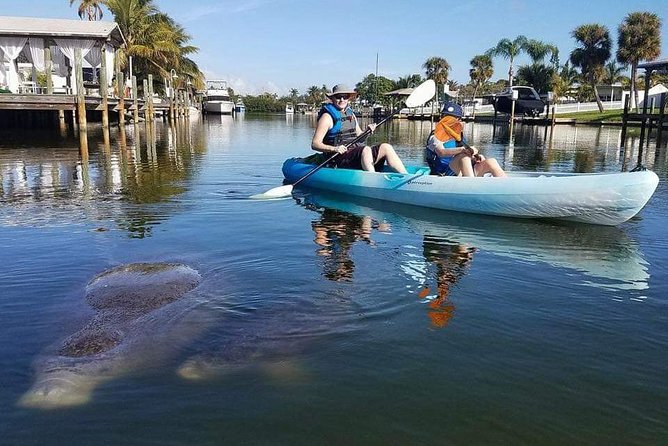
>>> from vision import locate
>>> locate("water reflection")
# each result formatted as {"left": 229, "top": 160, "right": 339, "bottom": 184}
{"left": 298, "top": 190, "right": 650, "bottom": 293}
{"left": 419, "top": 236, "right": 475, "bottom": 328}
{"left": 0, "top": 122, "right": 206, "bottom": 236}
{"left": 309, "top": 207, "right": 390, "bottom": 281}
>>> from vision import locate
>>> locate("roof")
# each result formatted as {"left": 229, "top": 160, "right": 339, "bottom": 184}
{"left": 384, "top": 87, "right": 414, "bottom": 96}
{"left": 638, "top": 58, "right": 668, "bottom": 73}
{"left": 0, "top": 16, "right": 124, "bottom": 47}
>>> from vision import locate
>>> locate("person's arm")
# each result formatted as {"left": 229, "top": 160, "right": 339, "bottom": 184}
{"left": 311, "top": 114, "right": 347, "bottom": 154}
{"left": 429, "top": 136, "right": 472, "bottom": 158}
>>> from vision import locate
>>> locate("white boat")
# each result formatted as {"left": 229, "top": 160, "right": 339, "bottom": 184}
{"left": 285, "top": 102, "right": 294, "bottom": 114}
{"left": 282, "top": 159, "right": 659, "bottom": 226}
{"left": 235, "top": 98, "right": 246, "bottom": 113}
{"left": 203, "top": 80, "right": 234, "bottom": 114}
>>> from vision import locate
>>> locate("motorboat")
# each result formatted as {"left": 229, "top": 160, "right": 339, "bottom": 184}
{"left": 235, "top": 98, "right": 246, "bottom": 113}
{"left": 282, "top": 158, "right": 659, "bottom": 226}
{"left": 285, "top": 102, "right": 294, "bottom": 114}
{"left": 203, "top": 80, "right": 234, "bottom": 114}
{"left": 492, "top": 86, "right": 545, "bottom": 117}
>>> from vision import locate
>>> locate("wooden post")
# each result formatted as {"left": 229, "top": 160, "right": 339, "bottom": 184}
{"left": 638, "top": 70, "right": 652, "bottom": 165}
{"left": 147, "top": 74, "right": 155, "bottom": 123}
{"left": 44, "top": 44, "right": 53, "bottom": 94}
{"left": 620, "top": 94, "right": 629, "bottom": 149}
{"left": 75, "top": 48, "right": 88, "bottom": 157}
{"left": 100, "top": 44, "right": 109, "bottom": 131}
{"left": 143, "top": 78, "right": 150, "bottom": 127}
{"left": 118, "top": 71, "right": 126, "bottom": 130}
{"left": 655, "top": 92, "right": 666, "bottom": 148}
{"left": 132, "top": 76, "right": 139, "bottom": 124}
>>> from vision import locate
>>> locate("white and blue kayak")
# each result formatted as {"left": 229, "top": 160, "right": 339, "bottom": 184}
{"left": 281, "top": 158, "right": 659, "bottom": 226}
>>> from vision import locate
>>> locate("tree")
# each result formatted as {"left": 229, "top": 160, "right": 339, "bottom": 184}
{"left": 469, "top": 54, "right": 493, "bottom": 101}
{"left": 104, "top": 0, "right": 204, "bottom": 90}
{"left": 617, "top": 11, "right": 662, "bottom": 110}
{"left": 570, "top": 24, "right": 611, "bottom": 112}
{"left": 516, "top": 39, "right": 559, "bottom": 94}
{"left": 355, "top": 74, "right": 395, "bottom": 106}
{"left": 422, "top": 57, "right": 450, "bottom": 104}
{"left": 69, "top": 0, "right": 104, "bottom": 20}
{"left": 486, "top": 35, "right": 528, "bottom": 87}
{"left": 395, "top": 74, "right": 423, "bottom": 89}
{"left": 603, "top": 61, "right": 628, "bottom": 84}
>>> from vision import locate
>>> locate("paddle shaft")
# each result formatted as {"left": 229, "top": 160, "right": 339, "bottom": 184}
{"left": 291, "top": 108, "right": 402, "bottom": 188}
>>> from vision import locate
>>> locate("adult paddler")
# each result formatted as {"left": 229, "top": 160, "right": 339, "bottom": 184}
{"left": 311, "top": 84, "right": 408, "bottom": 173}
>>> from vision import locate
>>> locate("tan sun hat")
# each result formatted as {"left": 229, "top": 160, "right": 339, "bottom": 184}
{"left": 326, "top": 84, "right": 358, "bottom": 99}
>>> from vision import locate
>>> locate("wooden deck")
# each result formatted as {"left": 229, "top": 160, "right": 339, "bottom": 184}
{"left": 0, "top": 93, "right": 170, "bottom": 112}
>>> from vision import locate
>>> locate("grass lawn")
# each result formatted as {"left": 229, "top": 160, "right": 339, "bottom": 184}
{"left": 555, "top": 110, "right": 624, "bottom": 122}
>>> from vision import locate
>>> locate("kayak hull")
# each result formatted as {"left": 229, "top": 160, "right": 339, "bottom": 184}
{"left": 281, "top": 158, "right": 659, "bottom": 225}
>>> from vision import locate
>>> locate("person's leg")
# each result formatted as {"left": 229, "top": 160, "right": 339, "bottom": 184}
{"left": 360, "top": 146, "right": 376, "bottom": 171}
{"left": 375, "top": 143, "right": 407, "bottom": 174}
{"left": 474, "top": 158, "right": 506, "bottom": 177}
{"left": 449, "top": 153, "right": 475, "bottom": 177}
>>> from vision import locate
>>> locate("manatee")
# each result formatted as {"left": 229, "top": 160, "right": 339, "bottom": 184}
{"left": 177, "top": 305, "right": 356, "bottom": 383}
{"left": 18, "top": 262, "right": 203, "bottom": 409}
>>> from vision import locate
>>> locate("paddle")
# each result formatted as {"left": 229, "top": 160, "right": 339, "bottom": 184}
{"left": 251, "top": 79, "right": 436, "bottom": 199}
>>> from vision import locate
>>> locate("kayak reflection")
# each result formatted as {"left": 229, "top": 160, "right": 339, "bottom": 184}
{"left": 296, "top": 190, "right": 650, "bottom": 293}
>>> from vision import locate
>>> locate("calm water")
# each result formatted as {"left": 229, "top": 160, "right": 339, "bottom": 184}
{"left": 1, "top": 115, "right": 666, "bottom": 445}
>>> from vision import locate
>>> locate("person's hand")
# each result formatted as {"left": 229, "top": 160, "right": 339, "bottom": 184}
{"left": 466, "top": 145, "right": 479, "bottom": 157}
{"left": 334, "top": 145, "right": 347, "bottom": 154}
{"left": 367, "top": 123, "right": 377, "bottom": 133}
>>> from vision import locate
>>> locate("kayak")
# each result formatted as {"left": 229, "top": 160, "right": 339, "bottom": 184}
{"left": 281, "top": 158, "right": 660, "bottom": 226}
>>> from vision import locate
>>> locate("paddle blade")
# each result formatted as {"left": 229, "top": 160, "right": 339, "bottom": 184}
{"left": 249, "top": 185, "right": 293, "bottom": 200}
{"left": 405, "top": 79, "right": 436, "bottom": 108}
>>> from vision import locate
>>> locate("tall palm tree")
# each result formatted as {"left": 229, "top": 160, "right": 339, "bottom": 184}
{"left": 617, "top": 11, "right": 662, "bottom": 111}
{"left": 422, "top": 56, "right": 450, "bottom": 105}
{"left": 104, "top": 0, "right": 204, "bottom": 90}
{"left": 486, "top": 35, "right": 528, "bottom": 87}
{"left": 69, "top": 0, "right": 104, "bottom": 20}
{"left": 570, "top": 24, "right": 611, "bottom": 112}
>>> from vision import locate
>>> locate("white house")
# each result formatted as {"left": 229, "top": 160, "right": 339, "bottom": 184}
{"left": 0, "top": 16, "right": 124, "bottom": 94}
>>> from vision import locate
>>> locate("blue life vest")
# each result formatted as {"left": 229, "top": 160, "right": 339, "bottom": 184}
{"left": 425, "top": 133, "right": 465, "bottom": 176}
{"left": 318, "top": 103, "right": 358, "bottom": 145}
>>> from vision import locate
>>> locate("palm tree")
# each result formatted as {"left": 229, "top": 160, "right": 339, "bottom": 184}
{"left": 104, "top": 0, "right": 204, "bottom": 90}
{"left": 516, "top": 39, "right": 559, "bottom": 94}
{"left": 603, "top": 61, "right": 628, "bottom": 84}
{"left": 396, "top": 74, "right": 422, "bottom": 89}
{"left": 422, "top": 56, "right": 450, "bottom": 105}
{"left": 469, "top": 54, "right": 493, "bottom": 99}
{"left": 69, "top": 0, "right": 104, "bottom": 20}
{"left": 486, "top": 35, "right": 528, "bottom": 87}
{"left": 570, "top": 24, "right": 611, "bottom": 112}
{"left": 617, "top": 11, "right": 662, "bottom": 111}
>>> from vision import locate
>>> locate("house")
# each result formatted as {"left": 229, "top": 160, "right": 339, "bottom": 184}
{"left": 0, "top": 16, "right": 124, "bottom": 94}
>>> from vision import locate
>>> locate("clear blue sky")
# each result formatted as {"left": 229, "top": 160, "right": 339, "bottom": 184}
{"left": 1, "top": 0, "right": 667, "bottom": 95}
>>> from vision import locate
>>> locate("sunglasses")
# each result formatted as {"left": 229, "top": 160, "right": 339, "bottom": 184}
{"left": 333, "top": 94, "right": 351, "bottom": 100}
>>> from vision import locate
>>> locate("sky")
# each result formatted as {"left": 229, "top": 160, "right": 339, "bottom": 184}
{"left": 1, "top": 0, "right": 667, "bottom": 95}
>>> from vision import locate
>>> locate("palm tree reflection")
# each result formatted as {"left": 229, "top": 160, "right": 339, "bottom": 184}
{"left": 419, "top": 236, "right": 475, "bottom": 328}
{"left": 311, "top": 209, "right": 390, "bottom": 282}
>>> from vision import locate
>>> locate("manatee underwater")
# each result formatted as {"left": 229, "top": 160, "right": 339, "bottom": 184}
{"left": 177, "top": 302, "right": 360, "bottom": 383}
{"left": 18, "top": 263, "right": 203, "bottom": 409}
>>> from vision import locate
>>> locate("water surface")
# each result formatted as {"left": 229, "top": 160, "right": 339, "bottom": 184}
{"left": 1, "top": 115, "right": 666, "bottom": 445}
